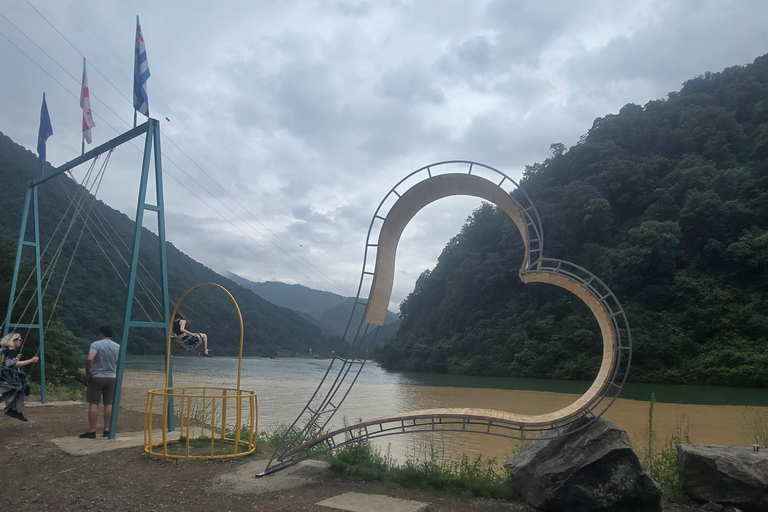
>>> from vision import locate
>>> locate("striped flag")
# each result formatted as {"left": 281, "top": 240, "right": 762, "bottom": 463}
{"left": 80, "top": 58, "right": 95, "bottom": 144}
{"left": 133, "top": 15, "right": 150, "bottom": 117}
{"left": 37, "top": 93, "right": 53, "bottom": 163}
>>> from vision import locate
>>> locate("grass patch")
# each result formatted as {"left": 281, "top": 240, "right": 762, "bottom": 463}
{"left": 29, "top": 382, "right": 85, "bottom": 402}
{"left": 165, "top": 435, "right": 242, "bottom": 456}
{"left": 322, "top": 438, "right": 515, "bottom": 499}
{"left": 257, "top": 420, "right": 325, "bottom": 458}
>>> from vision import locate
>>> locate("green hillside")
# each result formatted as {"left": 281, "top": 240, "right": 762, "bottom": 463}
{"left": 378, "top": 54, "right": 768, "bottom": 388}
{"left": 0, "top": 132, "right": 347, "bottom": 360}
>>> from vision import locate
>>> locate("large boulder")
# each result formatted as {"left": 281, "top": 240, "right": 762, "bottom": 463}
{"left": 504, "top": 417, "right": 662, "bottom": 512}
{"left": 677, "top": 444, "right": 768, "bottom": 511}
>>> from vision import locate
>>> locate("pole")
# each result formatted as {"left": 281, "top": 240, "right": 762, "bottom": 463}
{"left": 111, "top": 120, "right": 155, "bottom": 437}
{"left": 32, "top": 187, "right": 46, "bottom": 403}
{"left": 109, "top": 118, "right": 169, "bottom": 439}
{"left": 3, "top": 186, "right": 33, "bottom": 335}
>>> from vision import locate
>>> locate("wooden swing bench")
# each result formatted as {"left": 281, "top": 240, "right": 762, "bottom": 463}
{"left": 170, "top": 333, "right": 202, "bottom": 354}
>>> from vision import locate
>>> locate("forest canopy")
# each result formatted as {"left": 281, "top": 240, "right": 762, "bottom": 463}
{"left": 378, "top": 54, "right": 768, "bottom": 388}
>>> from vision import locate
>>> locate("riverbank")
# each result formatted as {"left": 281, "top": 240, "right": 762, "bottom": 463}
{"left": 0, "top": 400, "right": 704, "bottom": 511}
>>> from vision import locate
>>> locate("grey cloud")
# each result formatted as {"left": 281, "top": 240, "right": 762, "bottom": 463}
{"left": 562, "top": 2, "right": 768, "bottom": 106}
{"left": 377, "top": 65, "right": 445, "bottom": 104}
{"left": 290, "top": 205, "right": 335, "bottom": 225}
{"left": 4, "top": 0, "right": 768, "bottom": 308}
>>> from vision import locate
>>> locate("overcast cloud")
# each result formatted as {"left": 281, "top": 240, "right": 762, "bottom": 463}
{"left": 1, "top": 0, "right": 767, "bottom": 311}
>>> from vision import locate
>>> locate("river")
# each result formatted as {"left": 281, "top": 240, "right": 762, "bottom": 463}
{"left": 122, "top": 356, "right": 768, "bottom": 463}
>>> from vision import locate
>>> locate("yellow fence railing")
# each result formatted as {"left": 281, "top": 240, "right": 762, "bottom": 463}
{"left": 144, "top": 386, "right": 257, "bottom": 459}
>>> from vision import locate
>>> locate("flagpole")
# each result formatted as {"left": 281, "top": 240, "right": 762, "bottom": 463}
{"left": 41, "top": 93, "right": 46, "bottom": 176}
{"left": 82, "top": 134, "right": 85, "bottom": 156}
{"left": 134, "top": 110, "right": 137, "bottom": 128}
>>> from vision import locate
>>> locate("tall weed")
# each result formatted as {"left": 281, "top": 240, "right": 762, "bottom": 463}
{"left": 640, "top": 393, "right": 690, "bottom": 502}
{"left": 742, "top": 406, "right": 768, "bottom": 447}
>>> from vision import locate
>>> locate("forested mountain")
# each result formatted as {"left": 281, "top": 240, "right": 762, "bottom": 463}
{"left": 0, "top": 132, "right": 348, "bottom": 362}
{"left": 227, "top": 273, "right": 400, "bottom": 345}
{"left": 379, "top": 54, "right": 768, "bottom": 388}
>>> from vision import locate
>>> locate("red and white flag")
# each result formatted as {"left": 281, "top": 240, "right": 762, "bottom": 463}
{"left": 80, "top": 57, "right": 95, "bottom": 144}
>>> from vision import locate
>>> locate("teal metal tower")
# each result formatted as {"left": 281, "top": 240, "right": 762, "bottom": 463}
{"left": 3, "top": 119, "right": 170, "bottom": 438}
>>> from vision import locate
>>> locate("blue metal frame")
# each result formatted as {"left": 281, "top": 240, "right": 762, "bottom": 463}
{"left": 3, "top": 119, "right": 172, "bottom": 436}
{"left": 3, "top": 187, "right": 46, "bottom": 402}
{"left": 110, "top": 118, "right": 172, "bottom": 438}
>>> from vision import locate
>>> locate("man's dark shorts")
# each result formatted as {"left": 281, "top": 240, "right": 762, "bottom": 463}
{"left": 86, "top": 377, "right": 116, "bottom": 405}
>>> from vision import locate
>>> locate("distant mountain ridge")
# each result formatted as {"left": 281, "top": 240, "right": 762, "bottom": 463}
{"left": 227, "top": 273, "right": 400, "bottom": 345}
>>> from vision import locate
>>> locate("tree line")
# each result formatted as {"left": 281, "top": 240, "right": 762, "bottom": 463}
{"left": 378, "top": 54, "right": 768, "bottom": 388}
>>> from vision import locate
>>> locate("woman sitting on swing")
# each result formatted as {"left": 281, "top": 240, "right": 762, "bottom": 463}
{"left": 172, "top": 312, "right": 212, "bottom": 357}
{"left": 1, "top": 333, "right": 39, "bottom": 421}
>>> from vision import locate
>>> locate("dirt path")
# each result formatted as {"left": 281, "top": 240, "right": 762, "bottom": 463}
{"left": 0, "top": 401, "right": 537, "bottom": 512}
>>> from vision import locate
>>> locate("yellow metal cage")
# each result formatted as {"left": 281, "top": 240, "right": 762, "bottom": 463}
{"left": 144, "top": 283, "right": 257, "bottom": 459}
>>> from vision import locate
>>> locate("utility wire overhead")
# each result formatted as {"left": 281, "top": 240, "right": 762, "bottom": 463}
{"left": 27, "top": 0, "right": 354, "bottom": 296}
{"left": 2, "top": 5, "right": 356, "bottom": 297}
{"left": 0, "top": 26, "right": 340, "bottom": 294}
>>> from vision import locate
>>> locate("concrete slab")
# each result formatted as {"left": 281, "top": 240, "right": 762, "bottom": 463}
{"left": 51, "top": 429, "right": 179, "bottom": 456}
{"left": 316, "top": 492, "right": 429, "bottom": 512}
{"left": 211, "top": 459, "right": 333, "bottom": 495}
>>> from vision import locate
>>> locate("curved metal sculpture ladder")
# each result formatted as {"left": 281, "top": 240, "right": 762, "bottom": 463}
{"left": 261, "top": 161, "right": 631, "bottom": 476}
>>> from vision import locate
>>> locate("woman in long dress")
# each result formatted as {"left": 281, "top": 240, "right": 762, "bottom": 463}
{"left": 0, "top": 333, "right": 39, "bottom": 421}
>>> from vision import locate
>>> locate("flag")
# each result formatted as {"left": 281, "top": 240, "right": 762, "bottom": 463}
{"left": 37, "top": 93, "right": 53, "bottom": 163}
{"left": 133, "top": 15, "right": 150, "bottom": 116}
{"left": 80, "top": 58, "right": 95, "bottom": 144}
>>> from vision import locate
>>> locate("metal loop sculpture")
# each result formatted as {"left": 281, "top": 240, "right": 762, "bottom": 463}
{"left": 261, "top": 161, "right": 631, "bottom": 475}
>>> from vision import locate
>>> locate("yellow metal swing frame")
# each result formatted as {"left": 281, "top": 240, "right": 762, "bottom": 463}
{"left": 143, "top": 283, "right": 257, "bottom": 459}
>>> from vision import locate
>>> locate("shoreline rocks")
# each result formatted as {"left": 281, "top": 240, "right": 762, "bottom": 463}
{"left": 505, "top": 417, "right": 662, "bottom": 512}
{"left": 677, "top": 444, "right": 768, "bottom": 512}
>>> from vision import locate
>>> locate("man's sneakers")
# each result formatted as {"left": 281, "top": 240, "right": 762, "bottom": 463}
{"left": 203, "top": 352, "right": 214, "bottom": 358}
{"left": 79, "top": 431, "right": 96, "bottom": 439}
{"left": 103, "top": 430, "right": 110, "bottom": 438}
{"left": 4, "top": 409, "right": 27, "bottom": 422}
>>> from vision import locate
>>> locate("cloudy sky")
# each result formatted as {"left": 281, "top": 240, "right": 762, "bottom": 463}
{"left": 1, "top": 1, "right": 767, "bottom": 312}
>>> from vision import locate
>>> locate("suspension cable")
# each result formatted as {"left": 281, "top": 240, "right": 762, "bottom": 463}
{"left": 2, "top": 156, "right": 101, "bottom": 337}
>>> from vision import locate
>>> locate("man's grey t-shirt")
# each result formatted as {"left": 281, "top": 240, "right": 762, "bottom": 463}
{"left": 89, "top": 338, "right": 120, "bottom": 378}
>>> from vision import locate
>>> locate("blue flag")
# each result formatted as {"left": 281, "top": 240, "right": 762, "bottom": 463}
{"left": 37, "top": 93, "right": 53, "bottom": 163}
{"left": 133, "top": 15, "right": 151, "bottom": 116}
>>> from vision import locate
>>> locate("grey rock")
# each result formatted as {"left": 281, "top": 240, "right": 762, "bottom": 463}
{"left": 505, "top": 417, "right": 662, "bottom": 512}
{"left": 677, "top": 444, "right": 768, "bottom": 512}
{"left": 702, "top": 501, "right": 724, "bottom": 512}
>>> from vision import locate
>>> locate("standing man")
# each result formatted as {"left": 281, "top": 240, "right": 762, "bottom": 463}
{"left": 79, "top": 326, "right": 119, "bottom": 439}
